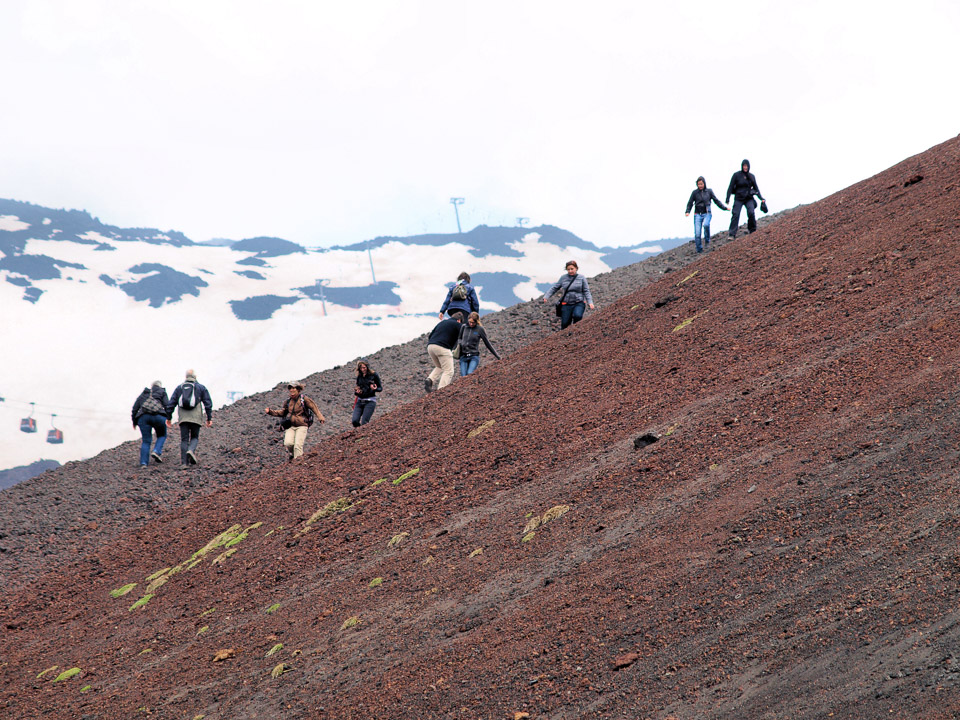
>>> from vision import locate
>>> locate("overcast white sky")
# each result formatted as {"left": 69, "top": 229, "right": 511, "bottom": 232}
{"left": 0, "top": 1, "right": 957, "bottom": 248}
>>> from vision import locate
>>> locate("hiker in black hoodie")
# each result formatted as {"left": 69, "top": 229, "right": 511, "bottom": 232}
{"left": 725, "top": 159, "right": 765, "bottom": 239}
{"left": 352, "top": 360, "right": 383, "bottom": 427}
{"left": 685, "top": 176, "right": 728, "bottom": 253}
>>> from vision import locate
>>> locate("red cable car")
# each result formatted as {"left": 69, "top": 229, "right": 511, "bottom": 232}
{"left": 20, "top": 402, "right": 37, "bottom": 433}
{"left": 47, "top": 414, "right": 64, "bottom": 444}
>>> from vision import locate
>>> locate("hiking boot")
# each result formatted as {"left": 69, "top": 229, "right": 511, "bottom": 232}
{"left": 186, "top": 450, "right": 198, "bottom": 465}
{"left": 424, "top": 378, "right": 433, "bottom": 393}
{"left": 151, "top": 452, "right": 163, "bottom": 464}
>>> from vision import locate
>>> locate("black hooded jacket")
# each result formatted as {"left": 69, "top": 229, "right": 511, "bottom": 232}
{"left": 686, "top": 177, "right": 727, "bottom": 214}
{"left": 726, "top": 159, "right": 764, "bottom": 203}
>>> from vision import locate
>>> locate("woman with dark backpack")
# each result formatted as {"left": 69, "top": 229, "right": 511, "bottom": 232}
{"left": 438, "top": 271, "right": 480, "bottom": 319}
{"left": 352, "top": 360, "right": 383, "bottom": 427}
{"left": 131, "top": 380, "right": 172, "bottom": 466}
{"left": 168, "top": 369, "right": 213, "bottom": 466}
{"left": 542, "top": 260, "right": 595, "bottom": 329}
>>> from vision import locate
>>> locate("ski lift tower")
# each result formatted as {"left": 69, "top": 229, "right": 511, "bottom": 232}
{"left": 450, "top": 197, "right": 465, "bottom": 234}
{"left": 314, "top": 279, "right": 331, "bottom": 316}
{"left": 516, "top": 217, "right": 529, "bottom": 227}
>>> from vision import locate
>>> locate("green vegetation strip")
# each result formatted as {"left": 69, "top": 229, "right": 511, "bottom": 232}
{"left": 110, "top": 583, "right": 137, "bottom": 598}
{"left": 393, "top": 468, "right": 420, "bottom": 485}
{"left": 53, "top": 667, "right": 81, "bottom": 682}
{"left": 129, "top": 595, "right": 154, "bottom": 612}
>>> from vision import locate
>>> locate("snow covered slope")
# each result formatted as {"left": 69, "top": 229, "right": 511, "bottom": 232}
{"left": 0, "top": 199, "right": 674, "bottom": 467}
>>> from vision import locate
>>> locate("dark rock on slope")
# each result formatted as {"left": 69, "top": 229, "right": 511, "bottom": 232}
{"left": 4, "top": 135, "right": 960, "bottom": 719}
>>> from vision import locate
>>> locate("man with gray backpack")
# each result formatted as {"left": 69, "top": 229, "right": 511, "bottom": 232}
{"left": 167, "top": 369, "right": 213, "bottom": 466}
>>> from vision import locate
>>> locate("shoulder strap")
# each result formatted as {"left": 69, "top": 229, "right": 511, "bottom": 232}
{"left": 559, "top": 274, "right": 579, "bottom": 304}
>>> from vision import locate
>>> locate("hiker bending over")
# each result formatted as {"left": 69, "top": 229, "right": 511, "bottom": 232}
{"left": 685, "top": 176, "right": 727, "bottom": 253}
{"left": 726, "top": 159, "right": 765, "bottom": 239}
{"left": 131, "top": 380, "right": 172, "bottom": 466}
{"left": 439, "top": 271, "right": 479, "bottom": 319}
{"left": 352, "top": 360, "right": 383, "bottom": 427}
{"left": 168, "top": 369, "right": 213, "bottom": 466}
{"left": 265, "top": 381, "right": 325, "bottom": 461}
{"left": 457, "top": 311, "right": 500, "bottom": 377}
{"left": 425, "top": 311, "right": 464, "bottom": 392}
{"left": 543, "top": 260, "right": 594, "bottom": 329}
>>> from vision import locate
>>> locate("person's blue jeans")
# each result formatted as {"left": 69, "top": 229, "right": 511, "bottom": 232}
{"left": 137, "top": 414, "right": 167, "bottom": 465}
{"left": 693, "top": 212, "right": 712, "bottom": 252}
{"left": 560, "top": 301, "right": 586, "bottom": 329}
{"left": 351, "top": 398, "right": 377, "bottom": 427}
{"left": 459, "top": 355, "right": 480, "bottom": 376}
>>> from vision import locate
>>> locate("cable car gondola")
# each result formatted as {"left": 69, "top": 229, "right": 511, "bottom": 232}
{"left": 20, "top": 402, "right": 37, "bottom": 433}
{"left": 47, "top": 414, "right": 64, "bottom": 444}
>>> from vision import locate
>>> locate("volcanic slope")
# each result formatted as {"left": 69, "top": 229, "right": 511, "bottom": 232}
{"left": 4, "top": 135, "right": 960, "bottom": 719}
{"left": 0, "top": 210, "right": 785, "bottom": 592}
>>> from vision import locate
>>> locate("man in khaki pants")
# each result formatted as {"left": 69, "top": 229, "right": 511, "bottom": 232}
{"left": 265, "top": 382, "right": 325, "bottom": 461}
{"left": 425, "top": 312, "right": 464, "bottom": 392}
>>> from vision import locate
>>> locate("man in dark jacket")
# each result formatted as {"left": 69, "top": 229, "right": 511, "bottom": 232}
{"left": 685, "top": 176, "right": 728, "bottom": 252}
{"left": 725, "top": 159, "right": 765, "bottom": 239}
{"left": 425, "top": 312, "right": 464, "bottom": 392}
{"left": 167, "top": 369, "right": 213, "bottom": 466}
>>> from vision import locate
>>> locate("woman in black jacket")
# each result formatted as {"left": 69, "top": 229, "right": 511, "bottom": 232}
{"left": 352, "top": 360, "right": 383, "bottom": 427}
{"left": 457, "top": 312, "right": 500, "bottom": 376}
{"left": 131, "top": 380, "right": 172, "bottom": 466}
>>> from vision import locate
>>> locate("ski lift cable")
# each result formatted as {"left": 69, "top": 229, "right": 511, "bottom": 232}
{"left": 0, "top": 396, "right": 127, "bottom": 419}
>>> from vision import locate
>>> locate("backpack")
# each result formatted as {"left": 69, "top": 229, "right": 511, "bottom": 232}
{"left": 451, "top": 282, "right": 469, "bottom": 301}
{"left": 179, "top": 382, "right": 198, "bottom": 409}
{"left": 285, "top": 396, "right": 314, "bottom": 427}
{"left": 141, "top": 391, "right": 165, "bottom": 415}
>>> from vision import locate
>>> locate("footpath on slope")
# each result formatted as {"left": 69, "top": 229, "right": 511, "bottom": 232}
{"left": 0, "top": 212, "right": 788, "bottom": 591}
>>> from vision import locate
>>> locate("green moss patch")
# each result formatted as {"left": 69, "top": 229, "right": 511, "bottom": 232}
{"left": 271, "top": 663, "right": 288, "bottom": 679}
{"left": 393, "top": 468, "right": 420, "bottom": 485}
{"left": 672, "top": 309, "right": 708, "bottom": 333}
{"left": 307, "top": 497, "right": 354, "bottom": 524}
{"left": 368, "top": 577, "right": 383, "bottom": 588}
{"left": 53, "top": 667, "right": 81, "bottom": 682}
{"left": 522, "top": 532, "right": 536, "bottom": 543}
{"left": 129, "top": 594, "right": 155, "bottom": 612}
{"left": 266, "top": 643, "right": 283, "bottom": 657}
{"left": 36, "top": 665, "right": 57, "bottom": 680}
{"left": 110, "top": 584, "right": 137, "bottom": 599}
{"left": 468, "top": 548, "right": 483, "bottom": 558}
{"left": 388, "top": 531, "right": 409, "bottom": 548}
{"left": 197, "top": 626, "right": 209, "bottom": 636}
{"left": 341, "top": 616, "right": 360, "bottom": 630}
{"left": 145, "top": 567, "right": 171, "bottom": 582}
{"left": 371, "top": 478, "right": 388, "bottom": 487}
{"left": 265, "top": 603, "right": 281, "bottom": 614}
{"left": 224, "top": 532, "right": 249, "bottom": 548}
{"left": 138, "top": 648, "right": 153, "bottom": 656}
{"left": 200, "top": 607, "right": 216, "bottom": 618}
{"left": 467, "top": 420, "right": 496, "bottom": 439}
{"left": 80, "top": 685, "right": 92, "bottom": 693}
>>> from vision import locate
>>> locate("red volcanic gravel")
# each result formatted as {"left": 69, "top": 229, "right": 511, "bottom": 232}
{"left": 2, "top": 136, "right": 960, "bottom": 719}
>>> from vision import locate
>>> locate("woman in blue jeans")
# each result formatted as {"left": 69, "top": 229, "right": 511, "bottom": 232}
{"left": 457, "top": 312, "right": 500, "bottom": 376}
{"left": 131, "top": 380, "right": 172, "bottom": 465}
{"left": 352, "top": 360, "right": 383, "bottom": 426}
{"left": 542, "top": 260, "right": 595, "bottom": 329}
